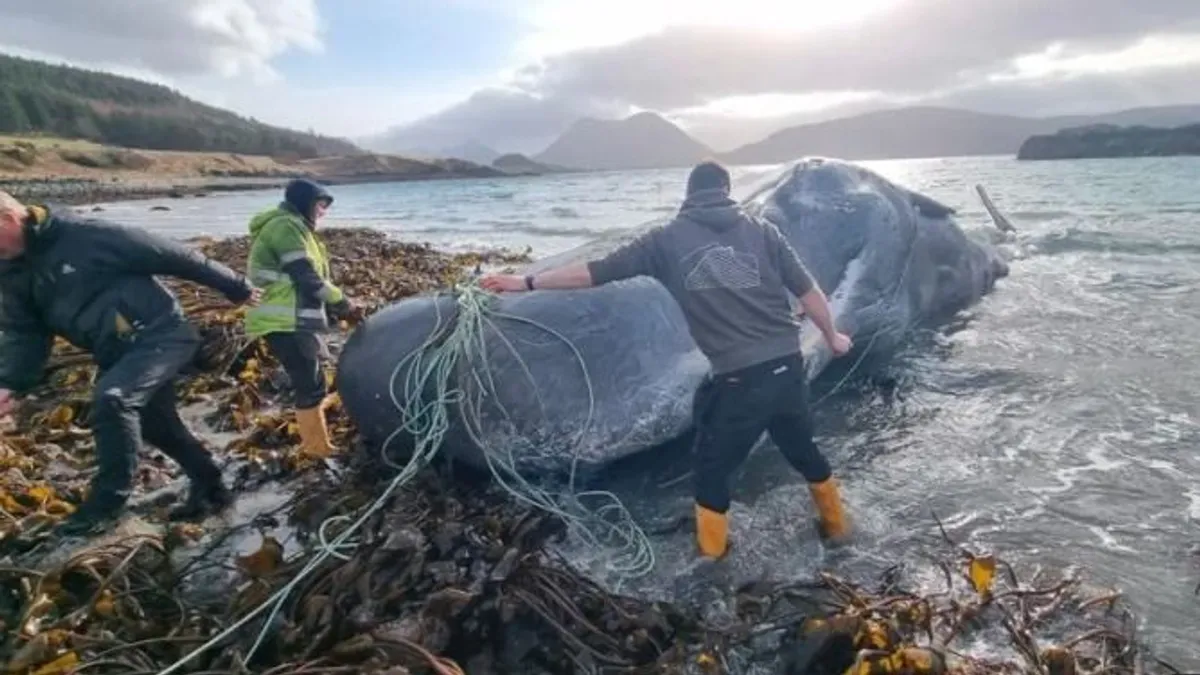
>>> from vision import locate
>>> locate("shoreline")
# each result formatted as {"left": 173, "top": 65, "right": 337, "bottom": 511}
{"left": 0, "top": 134, "right": 572, "bottom": 207}
{"left": 0, "top": 170, "right": 555, "bottom": 207}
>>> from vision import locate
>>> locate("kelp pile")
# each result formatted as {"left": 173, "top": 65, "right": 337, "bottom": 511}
{"left": 0, "top": 468, "right": 1153, "bottom": 674}
{"left": 0, "top": 228, "right": 1165, "bottom": 674}
{"left": 0, "top": 228, "right": 529, "bottom": 522}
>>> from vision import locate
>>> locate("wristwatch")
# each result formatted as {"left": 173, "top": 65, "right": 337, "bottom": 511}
{"left": 524, "top": 274, "right": 535, "bottom": 291}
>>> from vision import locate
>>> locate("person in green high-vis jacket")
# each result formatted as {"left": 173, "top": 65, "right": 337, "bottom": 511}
{"left": 245, "top": 179, "right": 354, "bottom": 459}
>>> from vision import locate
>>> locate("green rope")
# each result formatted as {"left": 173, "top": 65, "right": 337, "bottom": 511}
{"left": 160, "top": 279, "right": 654, "bottom": 674}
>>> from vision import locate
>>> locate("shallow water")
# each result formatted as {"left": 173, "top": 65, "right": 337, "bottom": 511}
{"left": 97, "top": 155, "right": 1200, "bottom": 668}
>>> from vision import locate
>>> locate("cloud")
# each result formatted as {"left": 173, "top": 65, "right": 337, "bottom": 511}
{"left": 518, "top": 0, "right": 1200, "bottom": 110}
{"left": 931, "top": 61, "right": 1200, "bottom": 119}
{"left": 0, "top": 0, "right": 321, "bottom": 80}
{"left": 378, "top": 0, "right": 1200, "bottom": 153}
{"left": 5, "top": 0, "right": 1199, "bottom": 152}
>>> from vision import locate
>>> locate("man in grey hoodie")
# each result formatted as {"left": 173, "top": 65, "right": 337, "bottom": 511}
{"left": 480, "top": 161, "right": 853, "bottom": 559}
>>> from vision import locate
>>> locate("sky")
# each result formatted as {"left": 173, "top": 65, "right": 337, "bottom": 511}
{"left": 1, "top": 0, "right": 1199, "bottom": 153}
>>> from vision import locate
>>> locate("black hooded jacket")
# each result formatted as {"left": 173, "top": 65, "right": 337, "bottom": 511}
{"left": 0, "top": 208, "right": 253, "bottom": 392}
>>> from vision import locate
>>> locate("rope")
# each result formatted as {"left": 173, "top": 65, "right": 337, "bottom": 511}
{"left": 159, "top": 280, "right": 654, "bottom": 674}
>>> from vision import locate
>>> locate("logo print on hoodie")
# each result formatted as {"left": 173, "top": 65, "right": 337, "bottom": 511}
{"left": 683, "top": 244, "right": 762, "bottom": 291}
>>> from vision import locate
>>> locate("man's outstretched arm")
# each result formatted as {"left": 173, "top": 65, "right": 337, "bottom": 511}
{"left": 481, "top": 229, "right": 660, "bottom": 293}
{"left": 761, "top": 219, "right": 853, "bottom": 356}
{"left": 797, "top": 286, "right": 838, "bottom": 342}
{"left": 0, "top": 292, "right": 53, "bottom": 398}
{"left": 86, "top": 220, "right": 256, "bottom": 304}
{"left": 480, "top": 262, "right": 595, "bottom": 293}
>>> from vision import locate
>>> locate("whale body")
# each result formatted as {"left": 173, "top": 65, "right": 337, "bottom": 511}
{"left": 335, "top": 158, "right": 1010, "bottom": 476}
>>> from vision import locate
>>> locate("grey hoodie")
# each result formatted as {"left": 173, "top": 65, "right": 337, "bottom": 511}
{"left": 588, "top": 188, "right": 815, "bottom": 374}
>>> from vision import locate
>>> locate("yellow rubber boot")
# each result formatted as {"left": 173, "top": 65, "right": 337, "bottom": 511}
{"left": 695, "top": 504, "right": 729, "bottom": 559}
{"left": 295, "top": 405, "right": 335, "bottom": 459}
{"left": 808, "top": 478, "right": 851, "bottom": 541}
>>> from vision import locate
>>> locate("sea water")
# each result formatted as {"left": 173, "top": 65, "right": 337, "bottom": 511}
{"left": 95, "top": 154, "right": 1200, "bottom": 668}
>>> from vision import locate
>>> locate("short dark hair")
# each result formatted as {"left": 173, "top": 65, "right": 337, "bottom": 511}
{"left": 686, "top": 160, "right": 731, "bottom": 196}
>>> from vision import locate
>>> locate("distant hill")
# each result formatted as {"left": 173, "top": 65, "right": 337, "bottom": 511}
{"left": 0, "top": 53, "right": 360, "bottom": 158}
{"left": 358, "top": 134, "right": 502, "bottom": 165}
{"left": 722, "top": 105, "right": 1200, "bottom": 164}
{"left": 535, "top": 112, "right": 713, "bottom": 170}
{"left": 491, "top": 153, "right": 571, "bottom": 175}
{"left": 444, "top": 140, "right": 500, "bottom": 165}
{"left": 1018, "top": 123, "right": 1200, "bottom": 161}
{"left": 403, "top": 139, "right": 501, "bottom": 165}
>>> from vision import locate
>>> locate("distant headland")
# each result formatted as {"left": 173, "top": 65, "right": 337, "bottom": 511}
{"left": 1018, "top": 123, "right": 1200, "bottom": 161}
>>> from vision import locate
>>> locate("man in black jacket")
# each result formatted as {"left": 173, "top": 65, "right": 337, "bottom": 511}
{"left": 0, "top": 191, "right": 260, "bottom": 536}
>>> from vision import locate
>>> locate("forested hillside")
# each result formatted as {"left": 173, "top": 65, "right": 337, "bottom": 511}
{"left": 0, "top": 54, "right": 359, "bottom": 158}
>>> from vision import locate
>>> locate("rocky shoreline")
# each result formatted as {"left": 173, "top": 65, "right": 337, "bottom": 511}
{"left": 0, "top": 165, "right": 558, "bottom": 207}
{"left": 0, "top": 135, "right": 548, "bottom": 206}
{"left": 0, "top": 175, "right": 286, "bottom": 205}
{"left": 0, "top": 228, "right": 1162, "bottom": 674}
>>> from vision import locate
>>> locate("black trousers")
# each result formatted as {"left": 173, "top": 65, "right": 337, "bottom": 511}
{"left": 86, "top": 323, "right": 223, "bottom": 516}
{"left": 692, "top": 353, "right": 832, "bottom": 513}
{"left": 264, "top": 331, "right": 328, "bottom": 409}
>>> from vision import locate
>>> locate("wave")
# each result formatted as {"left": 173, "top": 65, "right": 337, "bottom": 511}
{"left": 1030, "top": 228, "right": 1200, "bottom": 257}
{"left": 398, "top": 220, "right": 611, "bottom": 239}
{"left": 1009, "top": 209, "right": 1075, "bottom": 222}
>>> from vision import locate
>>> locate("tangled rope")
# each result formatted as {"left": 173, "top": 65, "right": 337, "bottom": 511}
{"left": 159, "top": 279, "right": 655, "bottom": 673}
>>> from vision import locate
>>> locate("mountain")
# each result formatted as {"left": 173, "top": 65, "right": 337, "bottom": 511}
{"left": 723, "top": 105, "right": 1200, "bottom": 164}
{"left": 1018, "top": 123, "right": 1200, "bottom": 161}
{"left": 491, "top": 153, "right": 572, "bottom": 175}
{"left": 534, "top": 112, "right": 713, "bottom": 170}
{"left": 0, "top": 53, "right": 359, "bottom": 158}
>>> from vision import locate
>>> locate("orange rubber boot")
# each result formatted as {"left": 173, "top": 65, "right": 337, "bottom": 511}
{"left": 695, "top": 503, "right": 730, "bottom": 559}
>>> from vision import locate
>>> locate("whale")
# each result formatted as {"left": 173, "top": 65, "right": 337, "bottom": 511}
{"left": 335, "top": 157, "right": 1010, "bottom": 477}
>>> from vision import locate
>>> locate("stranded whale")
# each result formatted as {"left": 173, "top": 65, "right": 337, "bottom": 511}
{"left": 335, "top": 158, "right": 1010, "bottom": 476}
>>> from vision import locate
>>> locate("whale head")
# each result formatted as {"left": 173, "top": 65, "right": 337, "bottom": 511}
{"left": 742, "top": 158, "right": 1009, "bottom": 376}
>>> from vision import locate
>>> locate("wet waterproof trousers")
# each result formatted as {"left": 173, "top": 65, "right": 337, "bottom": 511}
{"left": 264, "top": 331, "right": 328, "bottom": 409}
{"left": 84, "top": 322, "right": 224, "bottom": 518}
{"left": 692, "top": 352, "right": 832, "bottom": 513}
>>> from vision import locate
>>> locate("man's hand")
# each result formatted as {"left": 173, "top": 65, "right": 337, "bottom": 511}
{"left": 827, "top": 332, "right": 853, "bottom": 357}
{"left": 0, "top": 388, "right": 17, "bottom": 420}
{"left": 480, "top": 274, "right": 527, "bottom": 293}
{"left": 328, "top": 297, "right": 364, "bottom": 321}
{"left": 229, "top": 285, "right": 262, "bottom": 307}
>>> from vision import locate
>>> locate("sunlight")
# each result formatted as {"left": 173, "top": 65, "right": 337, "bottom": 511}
{"left": 991, "top": 34, "right": 1200, "bottom": 82}
{"left": 676, "top": 91, "right": 882, "bottom": 120}
{"left": 517, "top": 0, "right": 902, "bottom": 60}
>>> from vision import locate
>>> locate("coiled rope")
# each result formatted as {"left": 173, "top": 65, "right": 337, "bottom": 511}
{"left": 161, "top": 280, "right": 654, "bottom": 674}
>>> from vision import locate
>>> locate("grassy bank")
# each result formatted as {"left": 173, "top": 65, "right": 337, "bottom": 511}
{"left": 0, "top": 134, "right": 510, "bottom": 205}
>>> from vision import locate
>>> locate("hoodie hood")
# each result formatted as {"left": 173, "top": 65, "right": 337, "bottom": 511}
{"left": 283, "top": 178, "right": 333, "bottom": 228}
{"left": 679, "top": 187, "right": 744, "bottom": 231}
{"left": 247, "top": 207, "right": 283, "bottom": 241}
{"left": 18, "top": 204, "right": 59, "bottom": 256}
{"left": 0, "top": 205, "right": 61, "bottom": 270}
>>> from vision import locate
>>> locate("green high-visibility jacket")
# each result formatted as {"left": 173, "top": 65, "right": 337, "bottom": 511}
{"left": 243, "top": 204, "right": 345, "bottom": 337}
